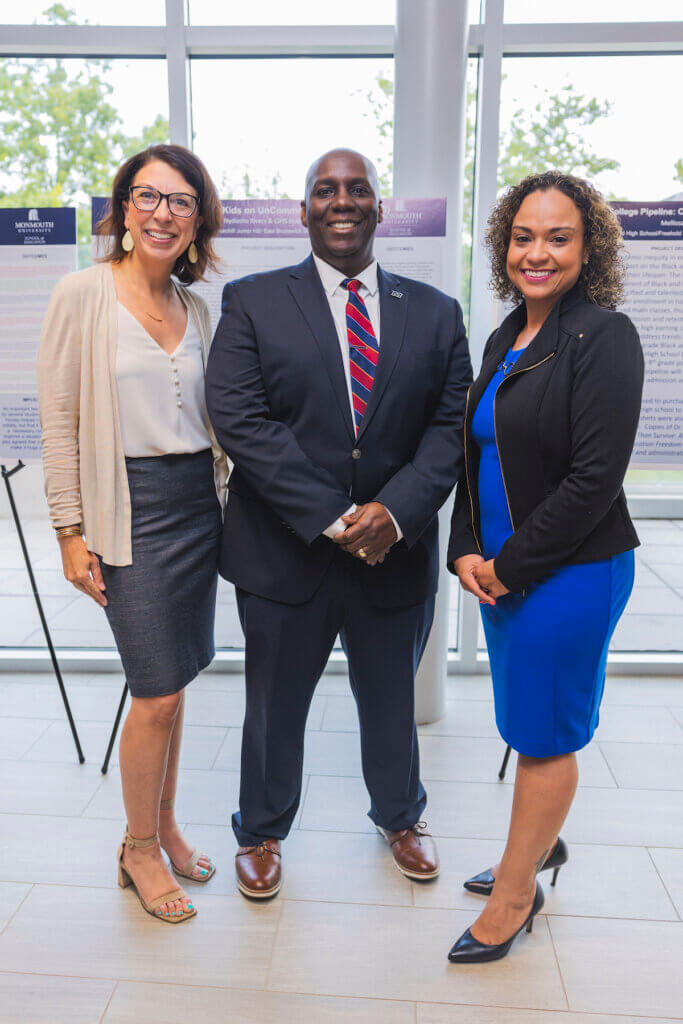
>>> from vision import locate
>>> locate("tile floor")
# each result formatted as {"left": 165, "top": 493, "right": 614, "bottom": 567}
{"left": 0, "top": 668, "right": 681, "bottom": 1022}
{"left": 2, "top": 518, "right": 683, "bottom": 651}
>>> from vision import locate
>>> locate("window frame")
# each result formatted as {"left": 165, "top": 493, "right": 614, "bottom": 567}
{"left": 1, "top": 0, "right": 682, "bottom": 673}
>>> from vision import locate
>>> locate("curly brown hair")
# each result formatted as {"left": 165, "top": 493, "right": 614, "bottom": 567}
{"left": 97, "top": 144, "right": 222, "bottom": 285}
{"left": 485, "top": 171, "right": 625, "bottom": 310}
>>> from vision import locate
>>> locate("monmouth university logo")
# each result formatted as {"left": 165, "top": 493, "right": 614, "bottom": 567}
{"left": 28, "top": 209, "right": 39, "bottom": 221}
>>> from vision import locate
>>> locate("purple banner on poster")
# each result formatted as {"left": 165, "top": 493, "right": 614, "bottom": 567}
{"left": 378, "top": 198, "right": 447, "bottom": 237}
{"left": 612, "top": 201, "right": 683, "bottom": 240}
{"left": 92, "top": 197, "right": 447, "bottom": 240}
{"left": 216, "top": 198, "right": 447, "bottom": 239}
{"left": 0, "top": 208, "right": 76, "bottom": 246}
{"left": 92, "top": 197, "right": 111, "bottom": 233}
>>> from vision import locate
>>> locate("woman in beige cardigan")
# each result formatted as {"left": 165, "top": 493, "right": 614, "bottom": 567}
{"left": 38, "top": 145, "right": 228, "bottom": 924}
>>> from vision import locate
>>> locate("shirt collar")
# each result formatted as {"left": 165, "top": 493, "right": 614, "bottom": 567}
{"left": 313, "top": 253, "right": 379, "bottom": 298}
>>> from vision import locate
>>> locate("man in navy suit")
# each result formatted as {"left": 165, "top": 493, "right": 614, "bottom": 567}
{"left": 206, "top": 149, "right": 472, "bottom": 899}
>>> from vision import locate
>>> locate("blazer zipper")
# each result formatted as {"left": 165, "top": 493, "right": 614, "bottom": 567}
{"left": 463, "top": 387, "right": 483, "bottom": 555}
{"left": 493, "top": 350, "right": 557, "bottom": 528}
{"left": 492, "top": 352, "right": 555, "bottom": 594}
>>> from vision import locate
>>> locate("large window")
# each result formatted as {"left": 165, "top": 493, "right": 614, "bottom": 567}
{"left": 0, "top": 54, "right": 169, "bottom": 649}
{"left": 497, "top": 53, "right": 683, "bottom": 501}
{"left": 188, "top": 0, "right": 483, "bottom": 25}
{"left": 188, "top": 1, "right": 396, "bottom": 25}
{"left": 499, "top": 55, "right": 682, "bottom": 205}
{"left": 0, "top": 55, "right": 169, "bottom": 266}
{"left": 0, "top": 1, "right": 165, "bottom": 23}
{"left": 190, "top": 58, "right": 394, "bottom": 199}
{"left": 504, "top": 0, "right": 682, "bottom": 22}
{"left": 0, "top": 3, "right": 681, "bottom": 668}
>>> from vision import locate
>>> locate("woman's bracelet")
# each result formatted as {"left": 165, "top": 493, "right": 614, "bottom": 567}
{"left": 55, "top": 524, "right": 83, "bottom": 539}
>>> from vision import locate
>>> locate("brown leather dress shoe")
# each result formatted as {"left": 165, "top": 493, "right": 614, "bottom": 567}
{"left": 377, "top": 822, "right": 440, "bottom": 880}
{"left": 235, "top": 840, "right": 282, "bottom": 899}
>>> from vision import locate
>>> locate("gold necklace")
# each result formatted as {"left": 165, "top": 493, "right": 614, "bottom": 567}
{"left": 120, "top": 264, "right": 169, "bottom": 322}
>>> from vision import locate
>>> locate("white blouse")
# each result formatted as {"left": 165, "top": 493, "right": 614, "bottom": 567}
{"left": 115, "top": 302, "right": 213, "bottom": 458}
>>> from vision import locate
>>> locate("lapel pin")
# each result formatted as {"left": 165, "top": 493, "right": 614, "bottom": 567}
{"left": 391, "top": 289, "right": 403, "bottom": 299}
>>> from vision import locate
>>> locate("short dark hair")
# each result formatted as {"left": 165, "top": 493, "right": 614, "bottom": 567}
{"left": 485, "top": 170, "right": 626, "bottom": 310}
{"left": 97, "top": 144, "right": 222, "bottom": 285}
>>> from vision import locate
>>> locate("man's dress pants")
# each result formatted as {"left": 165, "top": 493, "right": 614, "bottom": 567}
{"left": 232, "top": 550, "right": 434, "bottom": 846}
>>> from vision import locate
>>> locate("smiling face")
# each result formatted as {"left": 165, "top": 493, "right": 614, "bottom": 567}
{"left": 507, "top": 188, "right": 587, "bottom": 316}
{"left": 300, "top": 149, "right": 382, "bottom": 276}
{"left": 122, "top": 158, "right": 200, "bottom": 269}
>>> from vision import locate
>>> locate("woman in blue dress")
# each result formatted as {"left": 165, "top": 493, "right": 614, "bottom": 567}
{"left": 447, "top": 172, "right": 644, "bottom": 963}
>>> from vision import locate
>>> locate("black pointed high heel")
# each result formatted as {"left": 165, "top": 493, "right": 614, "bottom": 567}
{"left": 463, "top": 837, "right": 568, "bottom": 896}
{"left": 448, "top": 882, "right": 545, "bottom": 964}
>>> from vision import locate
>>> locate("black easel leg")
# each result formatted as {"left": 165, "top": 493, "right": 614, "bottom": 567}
{"left": 2, "top": 462, "right": 84, "bottom": 764}
{"left": 102, "top": 682, "right": 128, "bottom": 775}
{"left": 498, "top": 744, "right": 512, "bottom": 781}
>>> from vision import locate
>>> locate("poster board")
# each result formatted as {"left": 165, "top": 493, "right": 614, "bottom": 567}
{"left": 613, "top": 202, "right": 683, "bottom": 470}
{"left": 188, "top": 198, "right": 447, "bottom": 331}
{"left": 92, "top": 196, "right": 447, "bottom": 336}
{"left": 91, "top": 197, "right": 109, "bottom": 261}
{"left": 0, "top": 208, "right": 77, "bottom": 459}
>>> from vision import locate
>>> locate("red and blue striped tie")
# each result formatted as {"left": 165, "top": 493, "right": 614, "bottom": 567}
{"left": 343, "top": 278, "right": 379, "bottom": 434}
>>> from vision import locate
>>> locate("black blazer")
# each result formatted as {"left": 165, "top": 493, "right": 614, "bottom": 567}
{"left": 206, "top": 254, "right": 472, "bottom": 608}
{"left": 447, "top": 283, "right": 644, "bottom": 594}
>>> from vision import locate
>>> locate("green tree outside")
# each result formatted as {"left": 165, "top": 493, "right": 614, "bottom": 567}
{"left": 5, "top": 11, "right": 675, "bottom": 289}
{"left": 0, "top": 5, "right": 169, "bottom": 263}
{"left": 363, "top": 69, "right": 621, "bottom": 309}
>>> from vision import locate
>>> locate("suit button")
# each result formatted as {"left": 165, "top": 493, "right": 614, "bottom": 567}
{"left": 352, "top": 448, "right": 361, "bottom": 460}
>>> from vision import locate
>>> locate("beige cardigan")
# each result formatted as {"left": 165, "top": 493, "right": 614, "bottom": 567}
{"left": 37, "top": 261, "right": 228, "bottom": 566}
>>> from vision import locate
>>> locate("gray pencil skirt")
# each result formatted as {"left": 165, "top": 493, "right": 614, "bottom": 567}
{"left": 100, "top": 448, "right": 222, "bottom": 698}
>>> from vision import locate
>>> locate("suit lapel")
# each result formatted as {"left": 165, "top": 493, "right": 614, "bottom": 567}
{"left": 288, "top": 255, "right": 355, "bottom": 442}
{"left": 468, "top": 284, "right": 587, "bottom": 429}
{"left": 469, "top": 291, "right": 564, "bottom": 417}
{"left": 356, "top": 266, "right": 408, "bottom": 440}
{"left": 466, "top": 309, "right": 521, "bottom": 422}
{"left": 488, "top": 283, "right": 586, "bottom": 376}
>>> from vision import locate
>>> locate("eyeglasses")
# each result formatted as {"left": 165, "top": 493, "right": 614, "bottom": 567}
{"left": 129, "top": 186, "right": 199, "bottom": 218}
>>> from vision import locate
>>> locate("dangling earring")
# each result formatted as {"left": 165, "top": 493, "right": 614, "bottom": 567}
{"left": 121, "top": 229, "right": 134, "bottom": 252}
{"left": 188, "top": 241, "right": 198, "bottom": 265}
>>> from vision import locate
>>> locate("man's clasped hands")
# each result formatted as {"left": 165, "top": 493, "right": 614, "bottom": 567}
{"left": 333, "top": 502, "right": 397, "bottom": 565}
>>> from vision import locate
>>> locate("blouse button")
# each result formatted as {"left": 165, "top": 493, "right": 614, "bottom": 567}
{"left": 177, "top": 400, "right": 182, "bottom": 408}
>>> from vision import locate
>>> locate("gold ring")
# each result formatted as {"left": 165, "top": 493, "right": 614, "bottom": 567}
{"left": 358, "top": 548, "right": 367, "bottom": 559}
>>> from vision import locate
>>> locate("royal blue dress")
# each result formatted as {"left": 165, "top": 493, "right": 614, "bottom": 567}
{"left": 473, "top": 346, "right": 634, "bottom": 757}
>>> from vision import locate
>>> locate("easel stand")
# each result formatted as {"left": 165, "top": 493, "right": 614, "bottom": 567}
{"left": 1, "top": 460, "right": 84, "bottom": 764}
{"left": 101, "top": 681, "right": 128, "bottom": 775}
{"left": 499, "top": 744, "right": 512, "bottom": 781}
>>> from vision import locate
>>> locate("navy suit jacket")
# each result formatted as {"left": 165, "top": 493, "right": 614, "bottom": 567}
{"left": 205, "top": 254, "right": 472, "bottom": 608}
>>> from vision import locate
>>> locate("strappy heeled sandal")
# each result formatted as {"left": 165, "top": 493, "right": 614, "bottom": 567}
{"left": 159, "top": 797, "right": 216, "bottom": 882}
{"left": 117, "top": 830, "right": 196, "bottom": 923}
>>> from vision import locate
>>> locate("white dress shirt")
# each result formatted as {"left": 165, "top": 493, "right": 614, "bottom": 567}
{"left": 312, "top": 254, "right": 402, "bottom": 542}
{"left": 115, "top": 303, "right": 213, "bottom": 458}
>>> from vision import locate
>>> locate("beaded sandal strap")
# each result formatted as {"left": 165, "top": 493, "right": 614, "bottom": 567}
{"left": 159, "top": 798, "right": 174, "bottom": 811}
